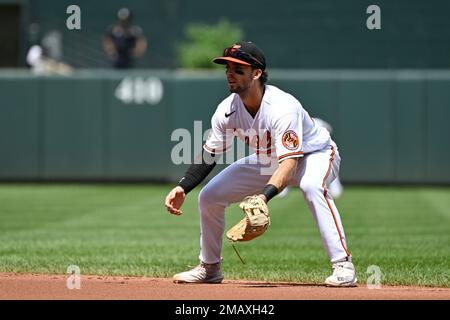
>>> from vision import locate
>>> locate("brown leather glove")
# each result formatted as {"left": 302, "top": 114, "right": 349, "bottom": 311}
{"left": 226, "top": 195, "right": 270, "bottom": 242}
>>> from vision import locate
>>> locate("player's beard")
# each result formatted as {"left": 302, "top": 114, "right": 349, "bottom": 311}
{"left": 229, "top": 84, "right": 246, "bottom": 93}
{"left": 228, "top": 77, "right": 252, "bottom": 94}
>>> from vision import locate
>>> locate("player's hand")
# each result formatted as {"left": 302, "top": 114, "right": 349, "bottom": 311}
{"left": 257, "top": 194, "right": 268, "bottom": 203}
{"left": 164, "top": 186, "right": 185, "bottom": 215}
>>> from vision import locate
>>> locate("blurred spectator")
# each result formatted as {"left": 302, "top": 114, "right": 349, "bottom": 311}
{"left": 26, "top": 24, "right": 73, "bottom": 75}
{"left": 313, "top": 118, "right": 343, "bottom": 198}
{"left": 102, "top": 8, "right": 147, "bottom": 68}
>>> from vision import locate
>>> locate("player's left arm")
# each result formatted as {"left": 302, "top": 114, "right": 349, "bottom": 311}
{"left": 259, "top": 107, "right": 303, "bottom": 202}
{"left": 258, "top": 158, "right": 298, "bottom": 203}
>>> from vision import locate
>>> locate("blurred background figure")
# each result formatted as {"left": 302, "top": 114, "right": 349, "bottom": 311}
{"left": 277, "top": 117, "right": 343, "bottom": 199}
{"left": 102, "top": 8, "right": 147, "bottom": 69}
{"left": 26, "top": 23, "right": 73, "bottom": 75}
{"left": 313, "top": 118, "right": 343, "bottom": 199}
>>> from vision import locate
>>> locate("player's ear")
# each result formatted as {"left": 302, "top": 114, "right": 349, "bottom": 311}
{"left": 252, "top": 68, "right": 262, "bottom": 81}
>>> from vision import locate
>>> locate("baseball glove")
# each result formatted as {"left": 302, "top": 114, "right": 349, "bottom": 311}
{"left": 226, "top": 195, "right": 270, "bottom": 242}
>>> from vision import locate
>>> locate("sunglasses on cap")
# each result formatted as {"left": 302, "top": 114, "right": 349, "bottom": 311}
{"left": 223, "top": 47, "right": 265, "bottom": 69}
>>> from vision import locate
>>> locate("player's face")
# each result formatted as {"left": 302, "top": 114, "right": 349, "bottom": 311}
{"left": 225, "top": 62, "right": 254, "bottom": 94}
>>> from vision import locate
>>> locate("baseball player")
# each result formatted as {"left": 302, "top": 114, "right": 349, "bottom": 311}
{"left": 164, "top": 42, "right": 357, "bottom": 287}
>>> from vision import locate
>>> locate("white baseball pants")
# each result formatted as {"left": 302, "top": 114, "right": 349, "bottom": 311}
{"left": 198, "top": 144, "right": 351, "bottom": 264}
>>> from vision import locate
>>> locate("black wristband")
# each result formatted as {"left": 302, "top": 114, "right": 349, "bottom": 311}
{"left": 262, "top": 184, "right": 279, "bottom": 202}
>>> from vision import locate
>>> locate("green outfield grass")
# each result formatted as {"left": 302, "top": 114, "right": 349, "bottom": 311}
{"left": 0, "top": 184, "right": 448, "bottom": 287}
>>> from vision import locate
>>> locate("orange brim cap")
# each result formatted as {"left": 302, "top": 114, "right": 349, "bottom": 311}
{"left": 213, "top": 57, "right": 251, "bottom": 66}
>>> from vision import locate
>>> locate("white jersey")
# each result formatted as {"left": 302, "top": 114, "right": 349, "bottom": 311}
{"left": 204, "top": 85, "right": 331, "bottom": 162}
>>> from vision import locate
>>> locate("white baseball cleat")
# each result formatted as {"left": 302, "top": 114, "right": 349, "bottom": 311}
{"left": 173, "top": 262, "right": 224, "bottom": 284}
{"left": 325, "top": 261, "right": 358, "bottom": 287}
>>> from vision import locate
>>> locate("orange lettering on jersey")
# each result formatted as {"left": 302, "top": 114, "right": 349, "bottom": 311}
{"left": 251, "top": 135, "right": 260, "bottom": 149}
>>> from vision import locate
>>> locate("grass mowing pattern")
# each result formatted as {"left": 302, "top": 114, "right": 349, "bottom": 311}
{"left": 0, "top": 184, "right": 448, "bottom": 287}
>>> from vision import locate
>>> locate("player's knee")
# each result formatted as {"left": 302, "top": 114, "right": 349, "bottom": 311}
{"left": 299, "top": 179, "right": 323, "bottom": 196}
{"left": 198, "top": 185, "right": 220, "bottom": 208}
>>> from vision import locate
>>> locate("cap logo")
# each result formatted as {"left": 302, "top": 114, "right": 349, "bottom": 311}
{"left": 232, "top": 44, "right": 241, "bottom": 49}
{"left": 281, "top": 130, "right": 299, "bottom": 150}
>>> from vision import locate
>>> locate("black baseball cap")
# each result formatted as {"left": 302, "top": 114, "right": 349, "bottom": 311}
{"left": 213, "top": 41, "right": 266, "bottom": 70}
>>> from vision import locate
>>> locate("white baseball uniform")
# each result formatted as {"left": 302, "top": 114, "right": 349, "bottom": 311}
{"left": 199, "top": 85, "right": 351, "bottom": 264}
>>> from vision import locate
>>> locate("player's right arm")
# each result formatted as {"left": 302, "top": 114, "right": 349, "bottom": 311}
{"left": 164, "top": 186, "right": 186, "bottom": 215}
{"left": 165, "top": 150, "right": 217, "bottom": 215}
{"left": 165, "top": 107, "right": 232, "bottom": 215}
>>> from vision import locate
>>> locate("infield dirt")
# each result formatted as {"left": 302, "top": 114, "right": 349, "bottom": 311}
{"left": 0, "top": 273, "right": 448, "bottom": 300}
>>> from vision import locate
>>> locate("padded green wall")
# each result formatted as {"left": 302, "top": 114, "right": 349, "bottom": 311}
{"left": 0, "top": 69, "right": 449, "bottom": 183}
{"left": 0, "top": 76, "right": 40, "bottom": 178}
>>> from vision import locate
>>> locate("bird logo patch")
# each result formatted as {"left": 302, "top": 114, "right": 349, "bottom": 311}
{"left": 281, "top": 130, "right": 299, "bottom": 150}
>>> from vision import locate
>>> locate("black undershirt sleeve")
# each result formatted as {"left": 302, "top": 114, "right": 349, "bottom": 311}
{"left": 177, "top": 149, "right": 217, "bottom": 194}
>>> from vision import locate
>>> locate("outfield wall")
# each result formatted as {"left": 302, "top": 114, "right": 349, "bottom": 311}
{"left": 0, "top": 69, "right": 449, "bottom": 183}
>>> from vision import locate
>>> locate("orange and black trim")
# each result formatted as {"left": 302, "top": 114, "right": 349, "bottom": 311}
{"left": 322, "top": 145, "right": 351, "bottom": 257}
{"left": 203, "top": 144, "right": 229, "bottom": 154}
{"left": 278, "top": 151, "right": 304, "bottom": 161}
